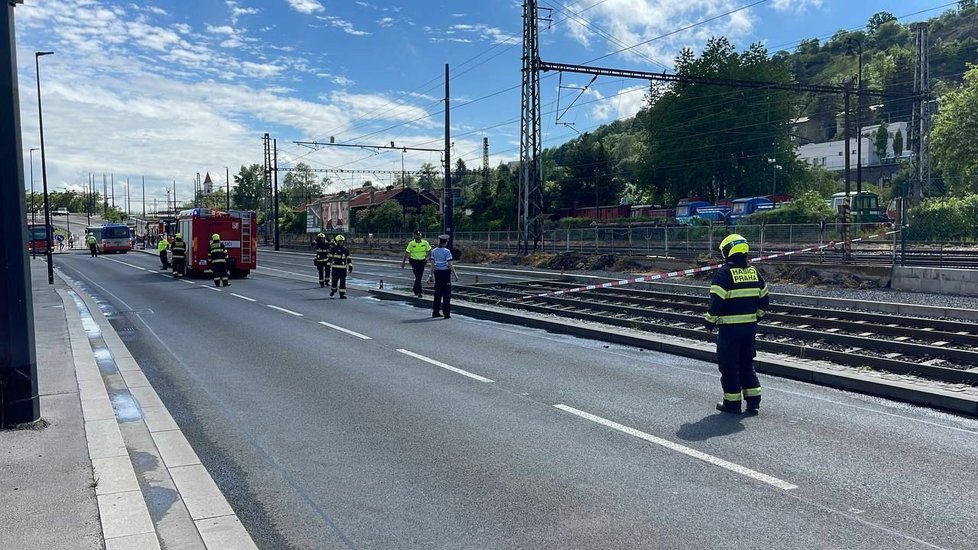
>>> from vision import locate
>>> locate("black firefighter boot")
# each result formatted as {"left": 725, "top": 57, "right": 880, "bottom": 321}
{"left": 716, "top": 399, "right": 742, "bottom": 414}
{"left": 745, "top": 396, "right": 761, "bottom": 414}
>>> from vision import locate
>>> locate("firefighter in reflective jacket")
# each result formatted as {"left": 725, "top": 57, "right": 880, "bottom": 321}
{"left": 313, "top": 233, "right": 332, "bottom": 288}
{"left": 208, "top": 233, "right": 230, "bottom": 287}
{"left": 329, "top": 235, "right": 352, "bottom": 298}
{"left": 705, "top": 234, "right": 769, "bottom": 414}
{"left": 171, "top": 233, "right": 187, "bottom": 279}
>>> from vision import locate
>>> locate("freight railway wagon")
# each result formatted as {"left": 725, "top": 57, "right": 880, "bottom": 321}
{"left": 176, "top": 208, "right": 257, "bottom": 278}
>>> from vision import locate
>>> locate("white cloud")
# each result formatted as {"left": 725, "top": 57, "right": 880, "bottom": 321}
{"left": 286, "top": 0, "right": 325, "bottom": 15}
{"left": 206, "top": 24, "right": 235, "bottom": 35}
{"left": 430, "top": 23, "right": 519, "bottom": 46}
{"left": 316, "top": 16, "right": 371, "bottom": 36}
{"left": 377, "top": 17, "right": 394, "bottom": 28}
{"left": 226, "top": 1, "right": 259, "bottom": 25}
{"left": 14, "top": 0, "right": 441, "bottom": 199}
{"left": 590, "top": 85, "right": 647, "bottom": 121}
{"left": 770, "top": 0, "right": 823, "bottom": 12}
{"left": 559, "top": 0, "right": 759, "bottom": 67}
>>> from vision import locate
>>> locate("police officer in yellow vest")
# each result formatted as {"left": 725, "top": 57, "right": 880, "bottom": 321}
{"left": 171, "top": 233, "right": 187, "bottom": 278}
{"left": 86, "top": 232, "right": 98, "bottom": 257}
{"left": 157, "top": 235, "right": 170, "bottom": 270}
{"left": 401, "top": 230, "right": 432, "bottom": 298}
{"left": 705, "top": 234, "right": 768, "bottom": 414}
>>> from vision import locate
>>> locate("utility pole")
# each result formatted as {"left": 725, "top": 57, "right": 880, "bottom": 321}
{"left": 519, "top": 0, "right": 544, "bottom": 254}
{"left": 443, "top": 63, "right": 453, "bottom": 246}
{"left": 125, "top": 176, "right": 131, "bottom": 218}
{"left": 273, "top": 138, "right": 280, "bottom": 251}
{"left": 1, "top": 0, "right": 40, "bottom": 427}
{"left": 110, "top": 173, "right": 114, "bottom": 209}
{"left": 225, "top": 165, "right": 230, "bottom": 210}
{"left": 102, "top": 173, "right": 107, "bottom": 214}
{"left": 141, "top": 176, "right": 145, "bottom": 218}
{"left": 172, "top": 180, "right": 176, "bottom": 213}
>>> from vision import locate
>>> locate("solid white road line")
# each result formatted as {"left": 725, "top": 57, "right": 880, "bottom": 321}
{"left": 206, "top": 286, "right": 222, "bottom": 292}
{"left": 317, "top": 321, "right": 371, "bottom": 340}
{"left": 106, "top": 258, "right": 147, "bottom": 271}
{"left": 180, "top": 279, "right": 195, "bottom": 285}
{"left": 553, "top": 404, "right": 798, "bottom": 491}
{"left": 230, "top": 293, "right": 257, "bottom": 302}
{"left": 396, "top": 349, "right": 494, "bottom": 383}
{"left": 267, "top": 305, "right": 303, "bottom": 317}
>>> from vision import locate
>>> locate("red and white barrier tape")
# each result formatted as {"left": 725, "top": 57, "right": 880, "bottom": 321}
{"left": 518, "top": 227, "right": 902, "bottom": 300}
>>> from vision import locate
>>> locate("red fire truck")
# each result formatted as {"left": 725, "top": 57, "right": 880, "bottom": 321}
{"left": 176, "top": 208, "right": 257, "bottom": 278}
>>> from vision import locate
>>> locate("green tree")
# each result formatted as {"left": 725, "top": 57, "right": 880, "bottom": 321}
{"left": 232, "top": 164, "right": 265, "bottom": 211}
{"left": 874, "top": 123, "right": 890, "bottom": 161}
{"left": 867, "top": 12, "right": 897, "bottom": 34}
{"left": 642, "top": 39, "right": 795, "bottom": 202}
{"left": 280, "top": 162, "right": 323, "bottom": 208}
{"left": 931, "top": 65, "right": 978, "bottom": 194}
{"left": 892, "top": 128, "right": 904, "bottom": 158}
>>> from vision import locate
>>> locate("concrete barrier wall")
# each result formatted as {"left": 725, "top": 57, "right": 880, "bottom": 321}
{"left": 892, "top": 266, "right": 978, "bottom": 297}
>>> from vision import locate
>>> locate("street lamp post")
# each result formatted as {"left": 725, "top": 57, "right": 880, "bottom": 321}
{"left": 846, "top": 37, "right": 864, "bottom": 198}
{"left": 28, "top": 147, "right": 37, "bottom": 258}
{"left": 28, "top": 147, "right": 37, "bottom": 224}
{"left": 35, "top": 50, "right": 54, "bottom": 284}
{"left": 767, "top": 158, "right": 782, "bottom": 196}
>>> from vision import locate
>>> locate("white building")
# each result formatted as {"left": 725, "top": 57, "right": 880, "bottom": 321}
{"left": 797, "top": 121, "right": 909, "bottom": 172}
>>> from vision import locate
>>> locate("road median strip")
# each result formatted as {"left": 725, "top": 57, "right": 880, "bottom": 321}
{"left": 371, "top": 288, "right": 978, "bottom": 416}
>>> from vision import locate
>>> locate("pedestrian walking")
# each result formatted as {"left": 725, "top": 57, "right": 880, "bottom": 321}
{"left": 401, "top": 230, "right": 432, "bottom": 298}
{"left": 171, "top": 233, "right": 187, "bottom": 278}
{"left": 428, "top": 234, "right": 458, "bottom": 319}
{"left": 313, "top": 233, "right": 332, "bottom": 288}
{"left": 86, "top": 232, "right": 98, "bottom": 257}
{"left": 157, "top": 235, "right": 170, "bottom": 270}
{"left": 329, "top": 235, "right": 352, "bottom": 298}
{"left": 704, "top": 234, "right": 768, "bottom": 414}
{"left": 208, "top": 233, "right": 230, "bottom": 287}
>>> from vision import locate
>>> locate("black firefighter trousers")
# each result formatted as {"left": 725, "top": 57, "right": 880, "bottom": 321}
{"left": 716, "top": 323, "right": 761, "bottom": 407}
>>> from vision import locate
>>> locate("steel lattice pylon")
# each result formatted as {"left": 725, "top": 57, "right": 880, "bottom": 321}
{"left": 518, "top": 0, "right": 543, "bottom": 254}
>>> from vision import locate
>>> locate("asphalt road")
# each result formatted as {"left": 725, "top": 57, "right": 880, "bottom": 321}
{"left": 50, "top": 249, "right": 978, "bottom": 549}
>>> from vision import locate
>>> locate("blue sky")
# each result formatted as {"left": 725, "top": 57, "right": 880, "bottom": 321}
{"left": 14, "top": 0, "right": 941, "bottom": 210}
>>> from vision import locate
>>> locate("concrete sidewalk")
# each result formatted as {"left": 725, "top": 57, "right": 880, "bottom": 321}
{"left": 0, "top": 259, "right": 101, "bottom": 548}
{"left": 1, "top": 258, "right": 256, "bottom": 549}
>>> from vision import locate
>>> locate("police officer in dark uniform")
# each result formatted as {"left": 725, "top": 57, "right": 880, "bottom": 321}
{"left": 171, "top": 232, "right": 187, "bottom": 278}
{"left": 329, "top": 235, "right": 352, "bottom": 298}
{"left": 313, "top": 232, "right": 332, "bottom": 288}
{"left": 705, "top": 234, "right": 768, "bottom": 414}
{"left": 208, "top": 233, "right": 230, "bottom": 287}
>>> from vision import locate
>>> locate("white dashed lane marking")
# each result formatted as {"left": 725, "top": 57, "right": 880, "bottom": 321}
{"left": 553, "top": 404, "right": 798, "bottom": 491}
{"left": 230, "top": 293, "right": 257, "bottom": 302}
{"left": 396, "top": 349, "right": 494, "bottom": 383}
{"left": 317, "top": 322, "right": 371, "bottom": 340}
{"left": 267, "top": 305, "right": 303, "bottom": 317}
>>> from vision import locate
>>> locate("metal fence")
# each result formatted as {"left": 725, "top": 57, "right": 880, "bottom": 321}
{"left": 313, "top": 223, "right": 897, "bottom": 258}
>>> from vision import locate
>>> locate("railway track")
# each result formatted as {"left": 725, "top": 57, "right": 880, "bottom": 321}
{"left": 449, "top": 280, "right": 978, "bottom": 387}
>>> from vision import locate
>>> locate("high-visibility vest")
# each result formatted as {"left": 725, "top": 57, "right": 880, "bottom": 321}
{"left": 405, "top": 239, "right": 431, "bottom": 260}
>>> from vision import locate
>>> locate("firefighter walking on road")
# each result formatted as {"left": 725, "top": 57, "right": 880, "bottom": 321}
{"left": 208, "top": 233, "right": 230, "bottom": 287}
{"left": 329, "top": 235, "right": 352, "bottom": 298}
{"left": 157, "top": 234, "right": 170, "bottom": 269}
{"left": 704, "top": 234, "right": 768, "bottom": 414}
{"left": 313, "top": 233, "right": 332, "bottom": 288}
{"left": 86, "top": 232, "right": 98, "bottom": 257}
{"left": 171, "top": 233, "right": 187, "bottom": 278}
{"left": 401, "top": 230, "right": 432, "bottom": 298}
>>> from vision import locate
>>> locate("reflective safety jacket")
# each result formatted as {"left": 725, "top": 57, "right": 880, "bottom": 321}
{"left": 405, "top": 239, "right": 432, "bottom": 261}
{"left": 171, "top": 239, "right": 187, "bottom": 260}
{"left": 328, "top": 244, "right": 352, "bottom": 271}
{"left": 314, "top": 241, "right": 332, "bottom": 265}
{"left": 157, "top": 239, "right": 169, "bottom": 252}
{"left": 208, "top": 242, "right": 227, "bottom": 265}
{"left": 705, "top": 254, "right": 768, "bottom": 326}
{"left": 86, "top": 235, "right": 97, "bottom": 245}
